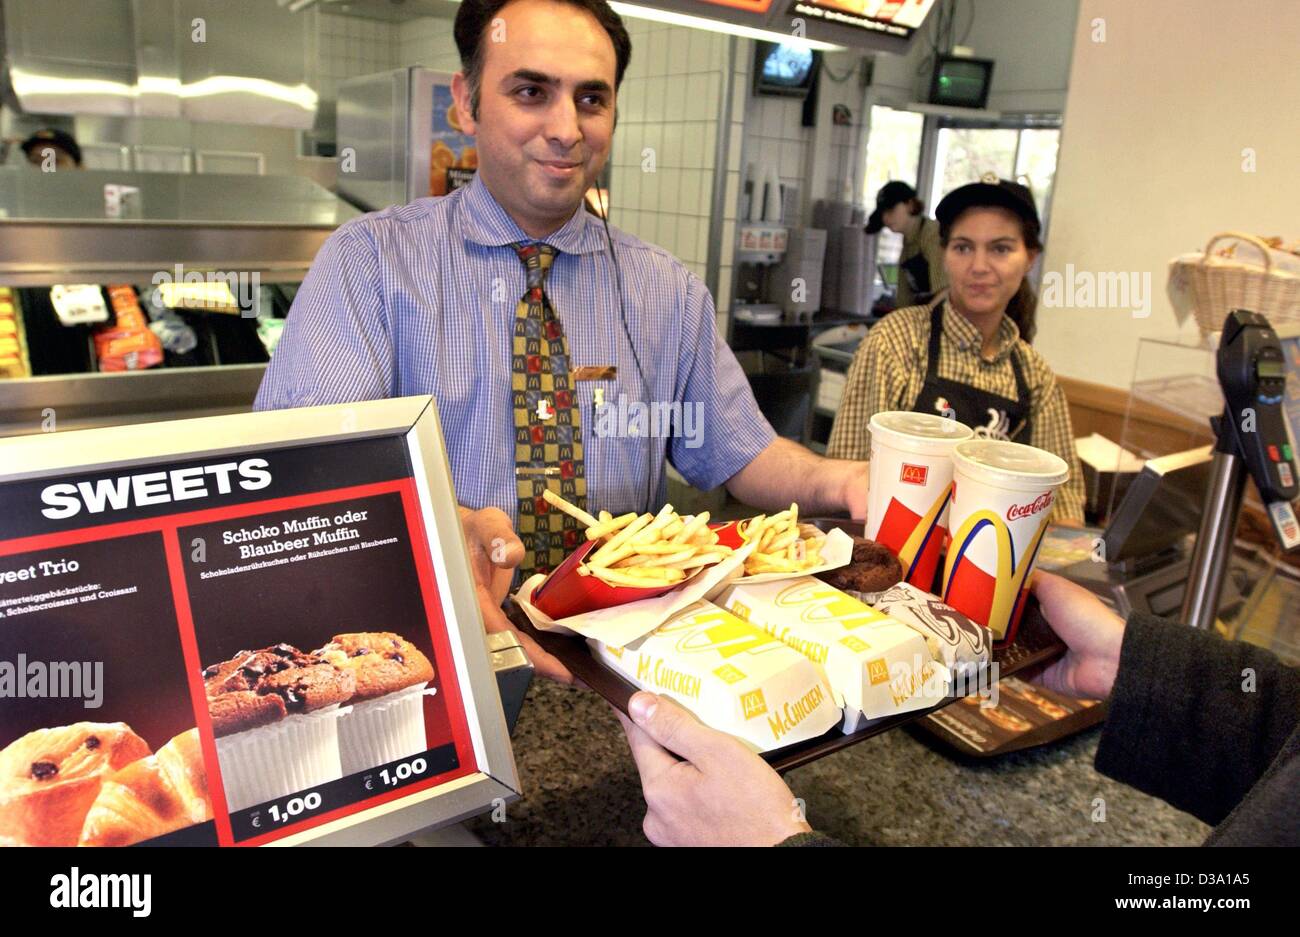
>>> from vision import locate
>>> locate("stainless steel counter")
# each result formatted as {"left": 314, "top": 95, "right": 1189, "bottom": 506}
{"left": 0, "top": 364, "right": 264, "bottom": 437}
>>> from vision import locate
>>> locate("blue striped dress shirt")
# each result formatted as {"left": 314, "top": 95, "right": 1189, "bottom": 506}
{"left": 253, "top": 173, "right": 776, "bottom": 521}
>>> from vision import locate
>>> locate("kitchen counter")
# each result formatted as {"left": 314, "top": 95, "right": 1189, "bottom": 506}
{"left": 466, "top": 679, "right": 1211, "bottom": 847}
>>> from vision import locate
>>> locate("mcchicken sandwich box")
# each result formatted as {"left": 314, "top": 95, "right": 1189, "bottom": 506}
{"left": 714, "top": 576, "right": 951, "bottom": 731}
{"left": 588, "top": 600, "right": 841, "bottom": 753}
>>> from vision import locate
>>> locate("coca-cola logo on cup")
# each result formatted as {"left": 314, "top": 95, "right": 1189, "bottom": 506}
{"left": 900, "top": 463, "right": 929, "bottom": 486}
{"left": 1006, "top": 493, "right": 1054, "bottom": 521}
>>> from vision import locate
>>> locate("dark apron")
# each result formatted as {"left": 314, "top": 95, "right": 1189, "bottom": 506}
{"left": 899, "top": 249, "right": 934, "bottom": 305}
{"left": 898, "top": 218, "right": 937, "bottom": 305}
{"left": 912, "top": 301, "right": 1033, "bottom": 442}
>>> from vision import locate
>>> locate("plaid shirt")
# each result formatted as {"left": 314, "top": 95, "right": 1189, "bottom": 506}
{"left": 254, "top": 173, "right": 775, "bottom": 522}
{"left": 825, "top": 301, "right": 1086, "bottom": 523}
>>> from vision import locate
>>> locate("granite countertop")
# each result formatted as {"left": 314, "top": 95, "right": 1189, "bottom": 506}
{"left": 466, "top": 679, "right": 1211, "bottom": 847}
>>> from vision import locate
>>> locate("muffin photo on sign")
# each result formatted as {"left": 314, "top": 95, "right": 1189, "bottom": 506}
{"left": 203, "top": 642, "right": 356, "bottom": 812}
{"left": 315, "top": 632, "right": 436, "bottom": 776}
{"left": 177, "top": 491, "right": 465, "bottom": 821}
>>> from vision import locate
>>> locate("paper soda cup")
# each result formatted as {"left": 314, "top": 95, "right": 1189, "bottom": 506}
{"left": 941, "top": 439, "right": 1069, "bottom": 644}
{"left": 866, "top": 412, "right": 974, "bottom": 589}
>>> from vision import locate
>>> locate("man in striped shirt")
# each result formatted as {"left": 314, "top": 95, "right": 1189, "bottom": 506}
{"left": 254, "top": 0, "right": 868, "bottom": 680}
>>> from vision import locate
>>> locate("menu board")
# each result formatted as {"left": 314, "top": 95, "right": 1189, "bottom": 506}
{"left": 0, "top": 411, "right": 493, "bottom": 847}
{"left": 787, "top": 0, "right": 938, "bottom": 36}
{"left": 691, "top": 0, "right": 774, "bottom": 13}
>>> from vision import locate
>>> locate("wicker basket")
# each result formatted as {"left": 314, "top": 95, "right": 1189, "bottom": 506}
{"left": 1177, "top": 232, "right": 1300, "bottom": 334}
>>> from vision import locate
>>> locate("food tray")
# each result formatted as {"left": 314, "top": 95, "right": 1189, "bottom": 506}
{"left": 506, "top": 519, "right": 1066, "bottom": 773}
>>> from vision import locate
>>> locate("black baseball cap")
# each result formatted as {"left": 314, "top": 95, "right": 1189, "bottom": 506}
{"left": 936, "top": 179, "right": 1040, "bottom": 236}
{"left": 21, "top": 128, "right": 82, "bottom": 166}
{"left": 865, "top": 181, "right": 917, "bottom": 235}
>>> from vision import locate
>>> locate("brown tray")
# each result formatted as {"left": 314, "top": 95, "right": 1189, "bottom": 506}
{"left": 507, "top": 519, "right": 1067, "bottom": 773}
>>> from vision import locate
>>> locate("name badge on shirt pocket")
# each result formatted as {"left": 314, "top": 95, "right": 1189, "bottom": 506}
{"left": 572, "top": 366, "right": 617, "bottom": 407}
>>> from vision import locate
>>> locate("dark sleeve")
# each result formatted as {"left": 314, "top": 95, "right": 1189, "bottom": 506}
{"left": 1094, "top": 611, "right": 1300, "bottom": 826}
{"left": 776, "top": 831, "right": 844, "bottom": 847}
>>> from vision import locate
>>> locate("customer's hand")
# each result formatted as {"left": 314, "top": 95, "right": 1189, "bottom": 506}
{"left": 617, "top": 692, "right": 811, "bottom": 846}
{"left": 459, "top": 506, "right": 573, "bottom": 684}
{"left": 1028, "top": 571, "right": 1125, "bottom": 699}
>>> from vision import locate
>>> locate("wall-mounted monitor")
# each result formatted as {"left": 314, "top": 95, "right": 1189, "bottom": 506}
{"left": 929, "top": 55, "right": 996, "bottom": 109}
{"left": 753, "top": 41, "right": 820, "bottom": 98}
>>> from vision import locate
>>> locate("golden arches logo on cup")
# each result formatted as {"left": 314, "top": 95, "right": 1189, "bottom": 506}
{"left": 943, "top": 507, "right": 1051, "bottom": 642}
{"left": 899, "top": 463, "right": 929, "bottom": 486}
{"left": 893, "top": 484, "right": 954, "bottom": 584}
{"left": 865, "top": 412, "right": 974, "bottom": 591}
{"left": 941, "top": 439, "right": 1069, "bottom": 644}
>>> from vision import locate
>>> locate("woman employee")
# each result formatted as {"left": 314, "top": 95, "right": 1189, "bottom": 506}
{"left": 828, "top": 178, "right": 1086, "bottom": 524}
{"left": 865, "top": 181, "right": 946, "bottom": 308}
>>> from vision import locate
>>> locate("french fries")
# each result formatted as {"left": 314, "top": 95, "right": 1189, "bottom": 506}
{"left": 542, "top": 489, "right": 599, "bottom": 527}
{"left": 541, "top": 493, "right": 828, "bottom": 588}
{"left": 738, "top": 503, "right": 827, "bottom": 576}
{"left": 543, "top": 492, "right": 733, "bottom": 589}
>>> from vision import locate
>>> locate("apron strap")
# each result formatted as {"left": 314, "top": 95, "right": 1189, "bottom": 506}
{"left": 924, "top": 298, "right": 945, "bottom": 384}
{"left": 926, "top": 298, "right": 1034, "bottom": 438}
{"left": 1009, "top": 346, "right": 1031, "bottom": 406}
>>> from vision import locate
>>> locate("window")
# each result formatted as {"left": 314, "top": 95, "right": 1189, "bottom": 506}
{"left": 862, "top": 105, "right": 925, "bottom": 271}
{"left": 928, "top": 127, "right": 1020, "bottom": 210}
{"left": 928, "top": 121, "right": 1062, "bottom": 238}
{"left": 863, "top": 105, "right": 925, "bottom": 200}
{"left": 1013, "top": 128, "right": 1061, "bottom": 232}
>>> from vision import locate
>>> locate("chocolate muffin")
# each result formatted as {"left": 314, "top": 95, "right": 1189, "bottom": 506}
{"left": 315, "top": 632, "right": 434, "bottom": 703}
{"left": 203, "top": 644, "right": 356, "bottom": 737}
{"left": 816, "top": 536, "right": 903, "bottom": 594}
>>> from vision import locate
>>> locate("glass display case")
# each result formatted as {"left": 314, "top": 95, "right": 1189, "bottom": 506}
{"left": 0, "top": 167, "right": 360, "bottom": 436}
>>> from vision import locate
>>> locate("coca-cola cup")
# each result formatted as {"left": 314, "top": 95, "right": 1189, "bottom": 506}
{"left": 865, "top": 411, "right": 974, "bottom": 590}
{"left": 942, "top": 439, "right": 1070, "bottom": 644}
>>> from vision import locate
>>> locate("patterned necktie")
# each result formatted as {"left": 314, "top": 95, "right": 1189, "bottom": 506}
{"left": 510, "top": 242, "right": 587, "bottom": 579}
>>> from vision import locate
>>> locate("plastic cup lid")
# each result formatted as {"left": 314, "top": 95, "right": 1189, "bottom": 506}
{"left": 952, "top": 439, "right": 1070, "bottom": 490}
{"left": 869, "top": 411, "right": 974, "bottom": 456}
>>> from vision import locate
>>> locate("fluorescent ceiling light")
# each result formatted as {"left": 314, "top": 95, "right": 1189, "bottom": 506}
{"left": 10, "top": 69, "right": 134, "bottom": 100}
{"left": 9, "top": 69, "right": 317, "bottom": 111}
{"left": 181, "top": 76, "right": 319, "bottom": 110}
{"left": 433, "top": 0, "right": 843, "bottom": 52}
{"left": 609, "top": 2, "right": 843, "bottom": 51}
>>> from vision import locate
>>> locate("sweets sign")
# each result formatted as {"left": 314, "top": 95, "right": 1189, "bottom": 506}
{"left": 0, "top": 406, "right": 504, "bottom": 848}
{"left": 39, "top": 459, "right": 272, "bottom": 520}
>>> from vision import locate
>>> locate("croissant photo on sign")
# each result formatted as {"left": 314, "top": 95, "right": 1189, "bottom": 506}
{"left": 0, "top": 722, "right": 211, "bottom": 847}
